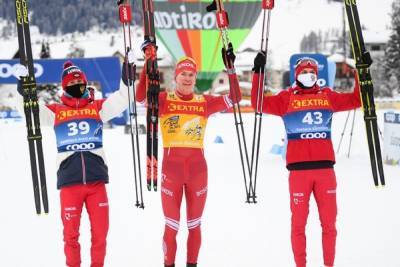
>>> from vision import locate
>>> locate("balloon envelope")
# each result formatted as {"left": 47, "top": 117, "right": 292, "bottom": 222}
{"left": 150, "top": 0, "right": 261, "bottom": 91}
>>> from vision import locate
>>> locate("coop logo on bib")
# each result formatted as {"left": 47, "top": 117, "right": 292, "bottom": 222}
{"left": 66, "top": 142, "right": 96, "bottom": 151}
{"left": 300, "top": 132, "right": 328, "bottom": 139}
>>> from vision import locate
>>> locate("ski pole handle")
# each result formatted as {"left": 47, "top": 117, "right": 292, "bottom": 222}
{"left": 216, "top": 10, "right": 229, "bottom": 28}
{"left": 262, "top": 0, "right": 274, "bottom": 10}
{"left": 119, "top": 3, "right": 132, "bottom": 23}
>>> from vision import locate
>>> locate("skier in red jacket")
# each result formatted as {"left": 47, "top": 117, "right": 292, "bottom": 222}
{"left": 136, "top": 42, "right": 241, "bottom": 267}
{"left": 251, "top": 53, "right": 361, "bottom": 267}
{"left": 15, "top": 56, "right": 135, "bottom": 267}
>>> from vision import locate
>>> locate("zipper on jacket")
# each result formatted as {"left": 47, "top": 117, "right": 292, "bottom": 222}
{"left": 81, "top": 152, "right": 86, "bottom": 184}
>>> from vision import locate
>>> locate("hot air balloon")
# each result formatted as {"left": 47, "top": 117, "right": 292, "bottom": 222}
{"left": 148, "top": 0, "right": 261, "bottom": 91}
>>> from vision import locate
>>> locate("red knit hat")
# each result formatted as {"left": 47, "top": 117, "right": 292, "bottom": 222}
{"left": 175, "top": 57, "right": 197, "bottom": 77}
{"left": 295, "top": 57, "right": 319, "bottom": 78}
{"left": 61, "top": 61, "right": 87, "bottom": 90}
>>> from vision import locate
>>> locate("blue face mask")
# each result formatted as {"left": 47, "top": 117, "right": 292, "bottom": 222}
{"left": 297, "top": 73, "right": 317, "bottom": 88}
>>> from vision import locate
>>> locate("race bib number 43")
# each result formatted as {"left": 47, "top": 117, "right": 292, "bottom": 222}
{"left": 283, "top": 110, "right": 332, "bottom": 140}
{"left": 55, "top": 119, "right": 103, "bottom": 152}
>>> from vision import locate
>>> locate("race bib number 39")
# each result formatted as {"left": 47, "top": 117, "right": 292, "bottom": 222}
{"left": 55, "top": 119, "right": 103, "bottom": 152}
{"left": 283, "top": 109, "right": 332, "bottom": 140}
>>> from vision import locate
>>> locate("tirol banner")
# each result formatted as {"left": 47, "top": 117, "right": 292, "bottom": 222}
{"left": 147, "top": 0, "right": 261, "bottom": 91}
{"left": 384, "top": 111, "right": 400, "bottom": 166}
{"left": 289, "top": 53, "right": 334, "bottom": 89}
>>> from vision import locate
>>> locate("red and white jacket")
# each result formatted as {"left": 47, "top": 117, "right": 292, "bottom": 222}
{"left": 251, "top": 73, "right": 361, "bottom": 170}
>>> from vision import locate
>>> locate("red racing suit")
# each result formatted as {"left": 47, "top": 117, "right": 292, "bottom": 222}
{"left": 251, "top": 73, "right": 361, "bottom": 267}
{"left": 136, "top": 70, "right": 241, "bottom": 265}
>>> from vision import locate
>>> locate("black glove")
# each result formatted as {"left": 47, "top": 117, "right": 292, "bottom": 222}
{"left": 253, "top": 51, "right": 266, "bottom": 73}
{"left": 222, "top": 42, "right": 236, "bottom": 69}
{"left": 206, "top": 0, "right": 217, "bottom": 12}
{"left": 121, "top": 61, "right": 136, "bottom": 86}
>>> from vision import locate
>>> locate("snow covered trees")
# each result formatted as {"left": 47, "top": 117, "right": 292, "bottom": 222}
{"left": 383, "top": 0, "right": 400, "bottom": 97}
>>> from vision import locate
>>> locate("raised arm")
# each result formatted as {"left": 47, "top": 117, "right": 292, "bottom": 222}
{"left": 250, "top": 72, "right": 289, "bottom": 117}
{"left": 206, "top": 71, "right": 241, "bottom": 116}
{"left": 205, "top": 42, "right": 242, "bottom": 116}
{"left": 99, "top": 83, "right": 133, "bottom": 122}
{"left": 326, "top": 72, "right": 361, "bottom": 112}
{"left": 250, "top": 51, "right": 289, "bottom": 116}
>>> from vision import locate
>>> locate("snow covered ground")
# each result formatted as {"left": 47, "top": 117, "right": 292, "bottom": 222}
{"left": 0, "top": 109, "right": 399, "bottom": 267}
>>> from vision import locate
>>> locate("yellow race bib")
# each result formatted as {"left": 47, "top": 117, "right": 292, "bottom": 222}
{"left": 160, "top": 93, "right": 208, "bottom": 148}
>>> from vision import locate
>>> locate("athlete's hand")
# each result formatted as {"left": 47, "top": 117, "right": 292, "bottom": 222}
{"left": 127, "top": 49, "right": 135, "bottom": 64}
{"left": 121, "top": 54, "right": 136, "bottom": 86}
{"left": 253, "top": 51, "right": 266, "bottom": 73}
{"left": 221, "top": 42, "right": 236, "bottom": 69}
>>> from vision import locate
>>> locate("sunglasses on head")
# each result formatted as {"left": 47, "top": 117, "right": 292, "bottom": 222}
{"left": 295, "top": 57, "right": 318, "bottom": 68}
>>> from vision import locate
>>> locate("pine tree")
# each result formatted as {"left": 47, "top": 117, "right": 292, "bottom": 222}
{"left": 0, "top": 0, "right": 142, "bottom": 35}
{"left": 383, "top": 0, "right": 400, "bottom": 96}
{"left": 40, "top": 41, "right": 51, "bottom": 59}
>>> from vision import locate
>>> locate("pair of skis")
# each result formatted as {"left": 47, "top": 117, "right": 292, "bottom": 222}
{"left": 14, "top": 0, "right": 49, "bottom": 215}
{"left": 344, "top": 0, "right": 385, "bottom": 187}
{"left": 118, "top": 0, "right": 145, "bottom": 208}
{"left": 118, "top": 0, "right": 159, "bottom": 195}
{"left": 142, "top": 0, "right": 160, "bottom": 192}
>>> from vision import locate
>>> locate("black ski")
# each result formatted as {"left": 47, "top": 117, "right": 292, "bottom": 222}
{"left": 344, "top": 0, "right": 385, "bottom": 187}
{"left": 14, "top": 0, "right": 49, "bottom": 214}
{"left": 142, "top": 0, "right": 160, "bottom": 192}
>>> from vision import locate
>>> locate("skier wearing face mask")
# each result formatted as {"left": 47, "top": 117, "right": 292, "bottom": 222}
{"left": 251, "top": 53, "right": 361, "bottom": 267}
{"left": 14, "top": 56, "right": 135, "bottom": 267}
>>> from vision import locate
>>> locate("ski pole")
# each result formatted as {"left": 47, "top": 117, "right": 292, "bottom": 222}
{"left": 207, "top": 0, "right": 253, "bottom": 203}
{"left": 249, "top": 0, "right": 274, "bottom": 203}
{"left": 347, "top": 109, "right": 356, "bottom": 158}
{"left": 118, "top": 0, "right": 145, "bottom": 208}
{"left": 336, "top": 110, "right": 351, "bottom": 153}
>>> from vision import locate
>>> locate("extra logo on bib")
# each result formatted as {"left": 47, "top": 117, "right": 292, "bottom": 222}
{"left": 53, "top": 105, "right": 103, "bottom": 152}
{"left": 284, "top": 94, "right": 333, "bottom": 140}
